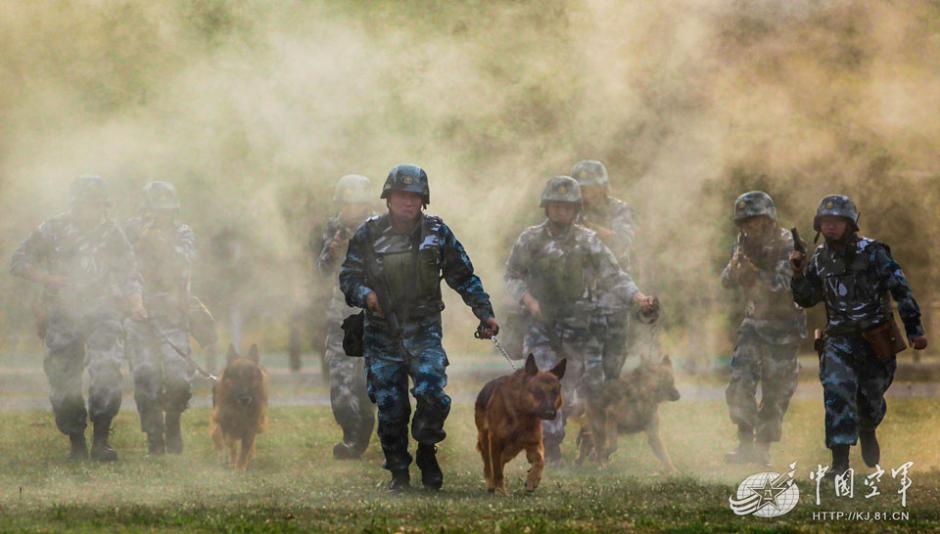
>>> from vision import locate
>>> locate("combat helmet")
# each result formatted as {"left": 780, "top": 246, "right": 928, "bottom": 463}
{"left": 571, "top": 160, "right": 609, "bottom": 188}
{"left": 540, "top": 176, "right": 582, "bottom": 207}
{"left": 142, "top": 181, "right": 180, "bottom": 211}
{"left": 333, "top": 174, "right": 372, "bottom": 204}
{"left": 813, "top": 194, "right": 859, "bottom": 231}
{"left": 733, "top": 191, "right": 777, "bottom": 222}
{"left": 381, "top": 164, "right": 430, "bottom": 205}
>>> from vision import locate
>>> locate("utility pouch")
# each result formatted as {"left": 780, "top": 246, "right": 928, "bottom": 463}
{"left": 861, "top": 317, "right": 907, "bottom": 361}
{"left": 341, "top": 311, "right": 365, "bottom": 357}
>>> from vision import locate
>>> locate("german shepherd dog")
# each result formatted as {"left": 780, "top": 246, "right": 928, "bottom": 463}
{"left": 211, "top": 344, "right": 269, "bottom": 470}
{"left": 475, "top": 354, "right": 566, "bottom": 494}
{"left": 576, "top": 356, "right": 680, "bottom": 472}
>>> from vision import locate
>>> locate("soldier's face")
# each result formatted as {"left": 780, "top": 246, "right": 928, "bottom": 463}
{"left": 820, "top": 216, "right": 850, "bottom": 241}
{"left": 738, "top": 216, "right": 773, "bottom": 238}
{"left": 546, "top": 202, "right": 579, "bottom": 225}
{"left": 580, "top": 186, "right": 606, "bottom": 205}
{"left": 340, "top": 202, "right": 371, "bottom": 226}
{"left": 387, "top": 191, "right": 422, "bottom": 221}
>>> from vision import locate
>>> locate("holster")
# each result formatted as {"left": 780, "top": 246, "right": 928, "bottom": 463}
{"left": 341, "top": 311, "right": 365, "bottom": 357}
{"left": 861, "top": 317, "right": 907, "bottom": 361}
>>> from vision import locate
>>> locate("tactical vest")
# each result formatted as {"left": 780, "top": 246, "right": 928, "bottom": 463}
{"left": 529, "top": 235, "right": 589, "bottom": 318}
{"left": 367, "top": 217, "right": 443, "bottom": 318}
{"left": 815, "top": 240, "right": 890, "bottom": 335}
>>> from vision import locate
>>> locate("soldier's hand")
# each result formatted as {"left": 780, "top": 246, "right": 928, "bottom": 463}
{"left": 912, "top": 336, "right": 928, "bottom": 350}
{"left": 329, "top": 230, "right": 348, "bottom": 257}
{"left": 789, "top": 250, "right": 806, "bottom": 276}
{"left": 521, "top": 292, "right": 542, "bottom": 319}
{"left": 365, "top": 291, "right": 384, "bottom": 317}
{"left": 477, "top": 317, "right": 500, "bottom": 339}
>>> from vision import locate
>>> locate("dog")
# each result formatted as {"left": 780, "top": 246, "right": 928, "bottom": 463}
{"left": 210, "top": 344, "right": 269, "bottom": 470}
{"left": 576, "top": 355, "right": 680, "bottom": 472}
{"left": 475, "top": 354, "right": 566, "bottom": 494}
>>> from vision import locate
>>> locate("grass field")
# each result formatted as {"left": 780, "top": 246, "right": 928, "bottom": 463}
{"left": 1, "top": 373, "right": 939, "bottom": 533}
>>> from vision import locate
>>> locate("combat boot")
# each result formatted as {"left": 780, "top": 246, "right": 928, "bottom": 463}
{"left": 68, "top": 433, "right": 88, "bottom": 462}
{"left": 416, "top": 444, "right": 443, "bottom": 490}
{"left": 147, "top": 432, "right": 165, "bottom": 455}
{"left": 724, "top": 426, "right": 755, "bottom": 464}
{"left": 825, "top": 445, "right": 850, "bottom": 479}
{"left": 333, "top": 442, "right": 363, "bottom": 460}
{"left": 860, "top": 429, "right": 880, "bottom": 468}
{"left": 165, "top": 411, "right": 183, "bottom": 455}
{"left": 752, "top": 441, "right": 771, "bottom": 467}
{"left": 90, "top": 420, "right": 118, "bottom": 462}
{"left": 388, "top": 470, "right": 411, "bottom": 493}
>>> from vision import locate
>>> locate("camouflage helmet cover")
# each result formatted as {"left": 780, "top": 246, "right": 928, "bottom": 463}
{"left": 69, "top": 175, "right": 110, "bottom": 207}
{"left": 381, "top": 164, "right": 430, "bottom": 205}
{"left": 813, "top": 194, "right": 859, "bottom": 231}
{"left": 333, "top": 174, "right": 372, "bottom": 204}
{"left": 571, "top": 160, "right": 609, "bottom": 187}
{"left": 142, "top": 180, "right": 180, "bottom": 211}
{"left": 540, "top": 175, "right": 582, "bottom": 207}
{"left": 733, "top": 191, "right": 777, "bottom": 221}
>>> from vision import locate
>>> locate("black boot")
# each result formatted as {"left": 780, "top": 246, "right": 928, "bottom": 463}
{"left": 388, "top": 470, "right": 411, "bottom": 493}
{"left": 724, "top": 426, "right": 754, "bottom": 464}
{"left": 416, "top": 444, "right": 443, "bottom": 490}
{"left": 165, "top": 411, "right": 183, "bottom": 455}
{"left": 90, "top": 421, "right": 118, "bottom": 462}
{"left": 826, "top": 445, "right": 850, "bottom": 479}
{"left": 860, "top": 429, "right": 880, "bottom": 468}
{"left": 68, "top": 433, "right": 88, "bottom": 462}
{"left": 147, "top": 432, "right": 165, "bottom": 456}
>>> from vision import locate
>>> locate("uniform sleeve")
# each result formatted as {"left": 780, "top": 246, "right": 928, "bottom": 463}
{"left": 174, "top": 225, "right": 197, "bottom": 277}
{"left": 590, "top": 233, "right": 639, "bottom": 304}
{"left": 504, "top": 233, "right": 529, "bottom": 304}
{"left": 314, "top": 223, "right": 336, "bottom": 274}
{"left": 110, "top": 226, "right": 142, "bottom": 297}
{"left": 441, "top": 224, "right": 494, "bottom": 321}
{"left": 873, "top": 244, "right": 924, "bottom": 340}
{"left": 790, "top": 252, "right": 823, "bottom": 308}
{"left": 720, "top": 244, "right": 738, "bottom": 289}
{"left": 606, "top": 204, "right": 636, "bottom": 261}
{"left": 339, "top": 224, "right": 373, "bottom": 309}
{"left": 10, "top": 222, "right": 52, "bottom": 279}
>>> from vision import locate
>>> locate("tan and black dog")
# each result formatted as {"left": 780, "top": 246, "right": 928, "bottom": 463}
{"left": 576, "top": 356, "right": 680, "bottom": 472}
{"left": 475, "top": 354, "right": 566, "bottom": 494}
{"left": 210, "top": 344, "right": 269, "bottom": 470}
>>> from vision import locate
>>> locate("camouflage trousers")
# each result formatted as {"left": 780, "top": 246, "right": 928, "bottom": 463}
{"left": 364, "top": 314, "right": 450, "bottom": 473}
{"left": 125, "top": 317, "right": 193, "bottom": 435}
{"left": 42, "top": 311, "right": 125, "bottom": 436}
{"left": 725, "top": 328, "right": 799, "bottom": 443}
{"left": 598, "top": 311, "right": 630, "bottom": 380}
{"left": 324, "top": 320, "right": 374, "bottom": 453}
{"left": 524, "top": 319, "right": 604, "bottom": 448}
{"left": 819, "top": 334, "right": 896, "bottom": 448}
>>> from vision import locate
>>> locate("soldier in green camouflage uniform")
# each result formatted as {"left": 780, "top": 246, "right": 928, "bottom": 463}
{"left": 721, "top": 191, "right": 806, "bottom": 466}
{"left": 314, "top": 174, "right": 376, "bottom": 460}
{"left": 571, "top": 160, "right": 638, "bottom": 379}
{"left": 10, "top": 176, "right": 145, "bottom": 462}
{"left": 505, "top": 176, "right": 656, "bottom": 464}
{"left": 124, "top": 181, "right": 196, "bottom": 456}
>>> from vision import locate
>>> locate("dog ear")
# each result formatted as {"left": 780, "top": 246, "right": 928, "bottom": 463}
{"left": 550, "top": 358, "right": 566, "bottom": 380}
{"left": 248, "top": 344, "right": 260, "bottom": 364}
{"left": 525, "top": 353, "right": 538, "bottom": 376}
{"left": 226, "top": 343, "right": 238, "bottom": 363}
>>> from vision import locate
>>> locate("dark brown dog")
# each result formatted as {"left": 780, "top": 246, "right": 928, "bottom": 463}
{"left": 210, "top": 344, "right": 269, "bottom": 470}
{"left": 475, "top": 354, "right": 566, "bottom": 494}
{"left": 576, "top": 356, "right": 680, "bottom": 472}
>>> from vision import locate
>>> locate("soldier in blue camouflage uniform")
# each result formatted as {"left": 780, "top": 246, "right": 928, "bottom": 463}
{"left": 124, "top": 181, "right": 196, "bottom": 456}
{"left": 791, "top": 195, "right": 927, "bottom": 474}
{"left": 314, "top": 174, "right": 376, "bottom": 460}
{"left": 340, "top": 164, "right": 499, "bottom": 491}
{"left": 721, "top": 191, "right": 806, "bottom": 466}
{"left": 505, "top": 176, "right": 656, "bottom": 464}
{"left": 571, "top": 160, "right": 638, "bottom": 380}
{"left": 10, "top": 176, "right": 145, "bottom": 462}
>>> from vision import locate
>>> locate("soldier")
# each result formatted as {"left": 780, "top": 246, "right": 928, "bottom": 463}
{"left": 123, "top": 181, "right": 196, "bottom": 455}
{"left": 504, "top": 176, "right": 656, "bottom": 464}
{"left": 340, "top": 164, "right": 499, "bottom": 492}
{"left": 790, "top": 195, "right": 927, "bottom": 474}
{"left": 10, "top": 176, "right": 144, "bottom": 462}
{"left": 314, "top": 174, "right": 376, "bottom": 460}
{"left": 571, "top": 160, "right": 638, "bottom": 380}
{"left": 721, "top": 191, "right": 806, "bottom": 466}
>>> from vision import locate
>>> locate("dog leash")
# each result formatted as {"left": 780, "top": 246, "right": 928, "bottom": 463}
{"left": 145, "top": 318, "right": 218, "bottom": 382}
{"left": 474, "top": 329, "right": 517, "bottom": 370}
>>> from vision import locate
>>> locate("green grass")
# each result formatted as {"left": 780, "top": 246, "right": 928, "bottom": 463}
{"left": 0, "top": 393, "right": 939, "bottom": 532}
